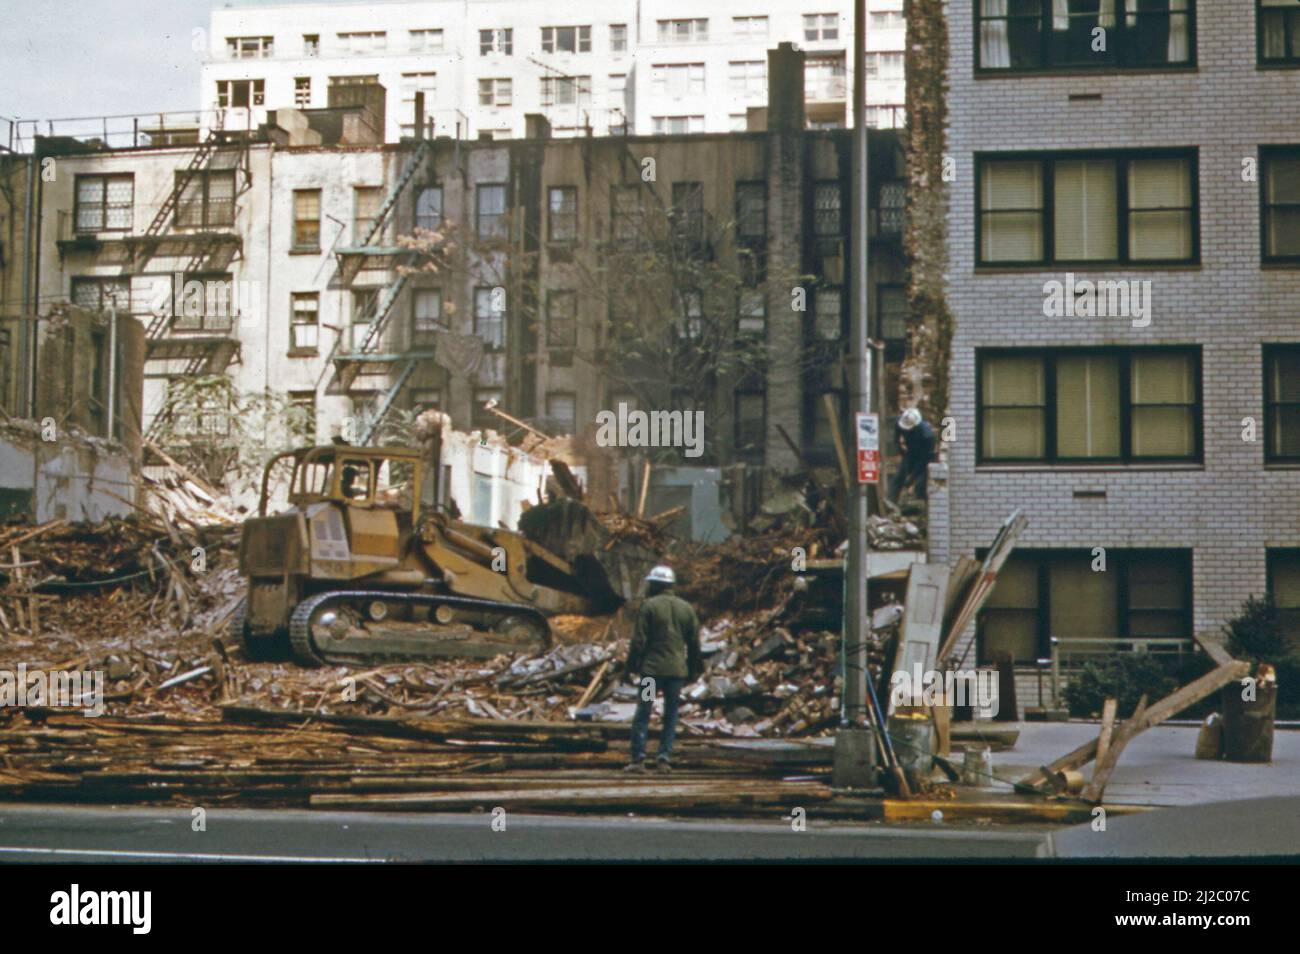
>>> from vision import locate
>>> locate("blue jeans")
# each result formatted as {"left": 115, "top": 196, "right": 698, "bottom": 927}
{"left": 629, "top": 676, "right": 685, "bottom": 762}
{"left": 889, "top": 455, "right": 929, "bottom": 503}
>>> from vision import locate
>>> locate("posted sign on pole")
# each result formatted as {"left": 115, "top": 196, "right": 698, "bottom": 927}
{"left": 856, "top": 412, "right": 879, "bottom": 484}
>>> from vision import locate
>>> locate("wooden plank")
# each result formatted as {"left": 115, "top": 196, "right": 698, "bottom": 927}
{"left": 821, "top": 392, "right": 852, "bottom": 493}
{"left": 888, "top": 562, "right": 950, "bottom": 717}
{"left": 1096, "top": 698, "right": 1118, "bottom": 767}
{"left": 1081, "top": 695, "right": 1148, "bottom": 803}
{"left": 1193, "top": 629, "right": 1235, "bottom": 667}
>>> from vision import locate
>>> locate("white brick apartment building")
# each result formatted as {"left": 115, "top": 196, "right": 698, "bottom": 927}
{"left": 200, "top": 0, "right": 907, "bottom": 140}
{"left": 934, "top": 0, "right": 1300, "bottom": 671}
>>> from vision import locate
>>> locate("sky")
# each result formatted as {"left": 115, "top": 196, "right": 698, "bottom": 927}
{"left": 0, "top": 0, "right": 352, "bottom": 123}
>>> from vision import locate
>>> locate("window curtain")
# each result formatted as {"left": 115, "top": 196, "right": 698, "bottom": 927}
{"left": 1262, "top": 0, "right": 1300, "bottom": 60}
{"left": 981, "top": 355, "right": 1045, "bottom": 458}
{"left": 1131, "top": 352, "right": 1195, "bottom": 456}
{"left": 981, "top": 0, "right": 1011, "bottom": 67}
{"left": 1055, "top": 355, "right": 1120, "bottom": 458}
{"left": 1167, "top": 0, "right": 1190, "bottom": 62}
{"left": 981, "top": 161, "right": 1043, "bottom": 260}
{"left": 1054, "top": 160, "right": 1118, "bottom": 259}
{"left": 1128, "top": 158, "right": 1192, "bottom": 259}
{"left": 1050, "top": 556, "right": 1119, "bottom": 639}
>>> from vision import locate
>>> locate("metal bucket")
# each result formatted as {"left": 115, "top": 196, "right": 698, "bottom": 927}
{"left": 887, "top": 715, "right": 933, "bottom": 780}
{"left": 961, "top": 746, "right": 993, "bottom": 787}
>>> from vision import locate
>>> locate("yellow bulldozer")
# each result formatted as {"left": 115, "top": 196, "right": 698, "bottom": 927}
{"left": 234, "top": 433, "right": 655, "bottom": 666}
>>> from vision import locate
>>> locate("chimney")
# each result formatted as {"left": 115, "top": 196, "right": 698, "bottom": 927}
{"left": 767, "top": 42, "right": 806, "bottom": 132}
{"left": 525, "top": 113, "right": 552, "bottom": 140}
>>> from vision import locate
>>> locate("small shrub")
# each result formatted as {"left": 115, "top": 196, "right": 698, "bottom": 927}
{"left": 1062, "top": 653, "right": 1210, "bottom": 719}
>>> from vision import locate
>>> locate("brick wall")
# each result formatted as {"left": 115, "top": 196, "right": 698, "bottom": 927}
{"left": 943, "top": 1, "right": 1300, "bottom": 660}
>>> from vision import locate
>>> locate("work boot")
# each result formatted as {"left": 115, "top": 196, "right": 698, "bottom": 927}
{"left": 656, "top": 757, "right": 673, "bottom": 773}
{"left": 623, "top": 761, "right": 646, "bottom": 773}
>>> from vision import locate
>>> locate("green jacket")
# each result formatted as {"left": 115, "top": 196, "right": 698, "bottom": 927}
{"left": 628, "top": 592, "right": 702, "bottom": 679}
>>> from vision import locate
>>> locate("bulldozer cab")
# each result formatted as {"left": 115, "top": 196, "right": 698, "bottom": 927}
{"left": 259, "top": 446, "right": 423, "bottom": 517}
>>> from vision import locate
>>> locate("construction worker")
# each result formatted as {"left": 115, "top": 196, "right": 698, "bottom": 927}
{"left": 890, "top": 407, "right": 937, "bottom": 504}
{"left": 624, "top": 565, "right": 702, "bottom": 773}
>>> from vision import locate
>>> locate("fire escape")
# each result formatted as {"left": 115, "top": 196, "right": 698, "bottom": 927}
{"left": 139, "top": 121, "right": 252, "bottom": 443}
{"left": 321, "top": 138, "right": 434, "bottom": 444}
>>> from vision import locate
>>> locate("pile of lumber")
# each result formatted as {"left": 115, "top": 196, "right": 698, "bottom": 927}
{"left": 0, "top": 707, "right": 831, "bottom": 816}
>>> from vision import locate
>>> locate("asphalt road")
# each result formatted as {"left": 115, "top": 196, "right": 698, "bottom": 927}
{"left": 0, "top": 803, "right": 1049, "bottom": 862}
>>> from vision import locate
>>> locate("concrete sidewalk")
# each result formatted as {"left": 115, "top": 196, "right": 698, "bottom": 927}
{"left": 988, "top": 722, "right": 1299, "bottom": 808}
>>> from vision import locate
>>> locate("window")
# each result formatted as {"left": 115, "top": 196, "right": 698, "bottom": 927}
{"left": 671, "top": 182, "right": 705, "bottom": 242}
{"left": 814, "top": 287, "right": 842, "bottom": 340}
{"left": 478, "top": 78, "right": 513, "bottom": 107}
{"left": 610, "top": 24, "right": 627, "bottom": 52}
{"left": 807, "top": 55, "right": 848, "bottom": 98}
{"left": 546, "top": 392, "right": 578, "bottom": 432}
{"left": 548, "top": 186, "right": 578, "bottom": 241}
{"left": 977, "top": 152, "right": 1196, "bottom": 265}
{"left": 865, "top": 52, "right": 904, "bottom": 80}
{"left": 813, "top": 182, "right": 842, "bottom": 238}
{"left": 412, "top": 288, "right": 444, "bottom": 337}
{"left": 871, "top": 11, "right": 906, "bottom": 30}
{"left": 733, "top": 16, "right": 769, "bottom": 39}
{"left": 977, "top": 348, "right": 1200, "bottom": 463}
{"left": 476, "top": 184, "right": 507, "bottom": 239}
{"left": 74, "top": 174, "right": 133, "bottom": 232}
{"left": 171, "top": 272, "right": 236, "bottom": 331}
{"left": 294, "top": 76, "right": 312, "bottom": 107}
{"left": 609, "top": 73, "right": 627, "bottom": 101}
{"left": 977, "top": 0, "right": 1193, "bottom": 71}
{"left": 1268, "top": 550, "right": 1300, "bottom": 636}
{"left": 803, "top": 13, "right": 840, "bottom": 41}
{"left": 1261, "top": 0, "right": 1300, "bottom": 63}
{"left": 735, "top": 391, "right": 766, "bottom": 456}
{"left": 1262, "top": 147, "right": 1300, "bottom": 261}
{"left": 409, "top": 29, "right": 443, "bottom": 52}
{"left": 290, "top": 293, "right": 320, "bottom": 353}
{"left": 289, "top": 391, "right": 317, "bottom": 442}
{"left": 303, "top": 34, "right": 320, "bottom": 56}
{"left": 878, "top": 284, "right": 908, "bottom": 347}
{"left": 227, "top": 36, "right": 274, "bottom": 58}
{"left": 610, "top": 185, "right": 642, "bottom": 241}
{"left": 474, "top": 287, "right": 505, "bottom": 350}
{"left": 652, "top": 63, "right": 706, "bottom": 97}
{"left": 677, "top": 290, "right": 704, "bottom": 339}
{"left": 1264, "top": 345, "right": 1300, "bottom": 461}
{"left": 547, "top": 290, "right": 578, "bottom": 348}
{"left": 738, "top": 290, "right": 767, "bottom": 336}
{"left": 541, "top": 26, "right": 592, "bottom": 53}
{"left": 980, "top": 550, "right": 1191, "bottom": 663}
{"left": 338, "top": 31, "right": 387, "bottom": 54}
{"left": 652, "top": 115, "right": 704, "bottom": 134}
{"left": 415, "top": 187, "right": 442, "bottom": 231}
{"left": 71, "top": 277, "right": 130, "bottom": 314}
{"left": 353, "top": 186, "right": 382, "bottom": 245}
{"left": 480, "top": 28, "right": 513, "bottom": 55}
{"left": 176, "top": 170, "right": 235, "bottom": 228}
{"left": 216, "top": 79, "right": 264, "bottom": 109}
{"left": 657, "top": 19, "right": 709, "bottom": 42}
{"left": 412, "top": 388, "right": 442, "bottom": 412}
{"left": 293, "top": 189, "right": 322, "bottom": 250}
{"left": 329, "top": 74, "right": 379, "bottom": 87}
{"left": 540, "top": 75, "right": 591, "bottom": 107}
{"left": 729, "top": 60, "right": 766, "bottom": 95}
{"left": 736, "top": 181, "right": 767, "bottom": 240}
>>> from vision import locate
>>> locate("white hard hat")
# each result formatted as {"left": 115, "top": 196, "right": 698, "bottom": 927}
{"left": 646, "top": 565, "right": 676, "bottom": 584}
{"left": 899, "top": 407, "right": 923, "bottom": 431}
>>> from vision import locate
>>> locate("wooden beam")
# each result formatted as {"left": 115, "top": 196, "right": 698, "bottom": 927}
{"left": 821, "top": 392, "right": 852, "bottom": 493}
{"left": 1096, "top": 698, "right": 1118, "bottom": 767}
{"left": 1081, "top": 695, "right": 1148, "bottom": 803}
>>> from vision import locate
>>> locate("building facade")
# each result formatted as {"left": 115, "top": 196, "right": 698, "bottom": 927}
{"left": 937, "top": 1, "right": 1300, "bottom": 667}
{"left": 200, "top": 0, "right": 907, "bottom": 141}
{"left": 29, "top": 45, "right": 907, "bottom": 516}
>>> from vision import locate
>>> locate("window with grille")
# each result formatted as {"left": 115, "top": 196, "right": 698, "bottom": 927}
{"left": 175, "top": 170, "right": 235, "bottom": 229}
{"left": 71, "top": 277, "right": 130, "bottom": 314}
{"left": 546, "top": 290, "right": 578, "bottom": 348}
{"left": 415, "top": 187, "right": 442, "bottom": 231}
{"left": 813, "top": 182, "right": 842, "bottom": 238}
{"left": 814, "top": 287, "right": 842, "bottom": 340}
{"left": 290, "top": 292, "right": 319, "bottom": 353}
{"left": 978, "top": 348, "right": 1200, "bottom": 463}
{"left": 978, "top": 151, "right": 1196, "bottom": 265}
{"left": 610, "top": 185, "right": 642, "bottom": 241}
{"left": 75, "top": 175, "right": 133, "bottom": 232}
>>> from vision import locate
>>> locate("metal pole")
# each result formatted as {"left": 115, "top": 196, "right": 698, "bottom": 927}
{"left": 106, "top": 306, "right": 117, "bottom": 441}
{"left": 833, "top": 0, "right": 876, "bottom": 788}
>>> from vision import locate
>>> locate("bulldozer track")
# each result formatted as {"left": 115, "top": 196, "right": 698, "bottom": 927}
{"left": 288, "top": 589, "right": 551, "bottom": 667}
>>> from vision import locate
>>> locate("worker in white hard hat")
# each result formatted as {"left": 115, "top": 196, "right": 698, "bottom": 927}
{"left": 890, "top": 407, "right": 937, "bottom": 504}
{"left": 624, "top": 565, "right": 702, "bottom": 773}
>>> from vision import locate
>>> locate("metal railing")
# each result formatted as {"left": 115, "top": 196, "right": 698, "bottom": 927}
{"left": 4, "top": 110, "right": 223, "bottom": 153}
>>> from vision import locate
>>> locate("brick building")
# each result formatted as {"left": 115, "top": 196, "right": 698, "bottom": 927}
{"left": 935, "top": 1, "right": 1300, "bottom": 670}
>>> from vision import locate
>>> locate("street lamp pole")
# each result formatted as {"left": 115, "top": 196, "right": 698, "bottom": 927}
{"left": 833, "top": 0, "right": 877, "bottom": 788}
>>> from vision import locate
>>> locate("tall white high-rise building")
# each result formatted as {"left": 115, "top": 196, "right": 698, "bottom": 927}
{"left": 201, "top": 0, "right": 906, "bottom": 140}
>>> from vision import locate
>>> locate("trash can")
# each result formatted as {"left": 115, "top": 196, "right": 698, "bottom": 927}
{"left": 1221, "top": 667, "right": 1276, "bottom": 763}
